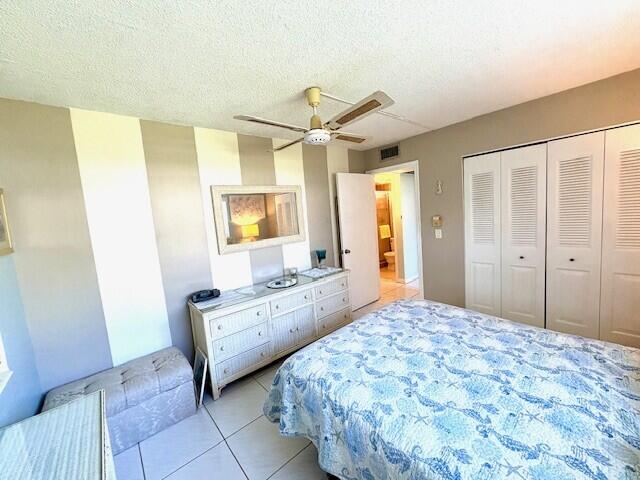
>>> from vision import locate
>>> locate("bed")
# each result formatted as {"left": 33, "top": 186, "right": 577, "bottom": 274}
{"left": 263, "top": 300, "right": 640, "bottom": 479}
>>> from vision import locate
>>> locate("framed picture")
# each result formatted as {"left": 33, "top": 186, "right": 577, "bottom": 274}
{"left": 193, "top": 347, "right": 208, "bottom": 407}
{"left": 0, "top": 189, "right": 13, "bottom": 255}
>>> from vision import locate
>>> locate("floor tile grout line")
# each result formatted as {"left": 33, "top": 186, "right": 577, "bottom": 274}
{"left": 138, "top": 443, "right": 147, "bottom": 480}
{"left": 202, "top": 403, "right": 225, "bottom": 440}
{"left": 265, "top": 442, "right": 313, "bottom": 480}
{"left": 151, "top": 407, "right": 226, "bottom": 479}
{"left": 224, "top": 414, "right": 265, "bottom": 441}
{"left": 159, "top": 439, "right": 225, "bottom": 480}
{"left": 224, "top": 439, "right": 250, "bottom": 480}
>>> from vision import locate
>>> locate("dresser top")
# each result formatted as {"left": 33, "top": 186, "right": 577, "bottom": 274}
{"left": 191, "top": 268, "right": 347, "bottom": 313}
{"left": 0, "top": 390, "right": 112, "bottom": 480}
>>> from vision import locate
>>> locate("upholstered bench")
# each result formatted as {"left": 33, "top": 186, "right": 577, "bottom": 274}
{"left": 43, "top": 347, "right": 196, "bottom": 454}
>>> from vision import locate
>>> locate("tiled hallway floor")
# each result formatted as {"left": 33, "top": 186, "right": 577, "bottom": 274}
{"left": 114, "top": 279, "right": 422, "bottom": 480}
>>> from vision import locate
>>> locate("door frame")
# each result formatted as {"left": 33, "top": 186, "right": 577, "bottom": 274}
{"left": 367, "top": 160, "right": 424, "bottom": 299}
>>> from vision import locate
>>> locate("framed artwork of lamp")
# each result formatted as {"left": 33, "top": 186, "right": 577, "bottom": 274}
{"left": 211, "top": 185, "right": 305, "bottom": 254}
{"left": 0, "top": 189, "right": 13, "bottom": 256}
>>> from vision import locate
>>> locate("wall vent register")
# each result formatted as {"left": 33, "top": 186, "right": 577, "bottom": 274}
{"left": 380, "top": 145, "right": 399, "bottom": 161}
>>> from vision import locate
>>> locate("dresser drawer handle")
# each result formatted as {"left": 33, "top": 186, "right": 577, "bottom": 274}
{"left": 289, "top": 328, "right": 295, "bottom": 334}
{"left": 322, "top": 324, "right": 326, "bottom": 329}
{"left": 220, "top": 346, "right": 224, "bottom": 351}
{"left": 217, "top": 325, "right": 223, "bottom": 331}
{"left": 275, "top": 305, "right": 280, "bottom": 309}
{"left": 320, "top": 307, "right": 324, "bottom": 311}
{"left": 342, "top": 297, "right": 346, "bottom": 302}
{"left": 341, "top": 283, "right": 345, "bottom": 288}
{"left": 344, "top": 313, "right": 348, "bottom": 319}
{"left": 256, "top": 310, "right": 262, "bottom": 316}
{"left": 296, "top": 327, "right": 300, "bottom": 332}
{"left": 258, "top": 331, "right": 262, "bottom": 337}
{"left": 319, "top": 290, "right": 323, "bottom": 295}
{"left": 304, "top": 295, "right": 308, "bottom": 300}
{"left": 260, "top": 352, "right": 266, "bottom": 358}
{"left": 223, "top": 368, "right": 229, "bottom": 374}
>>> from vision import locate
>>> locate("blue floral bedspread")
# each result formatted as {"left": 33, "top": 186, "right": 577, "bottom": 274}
{"left": 264, "top": 300, "right": 640, "bottom": 480}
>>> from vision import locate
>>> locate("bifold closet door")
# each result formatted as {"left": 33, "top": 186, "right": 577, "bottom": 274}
{"left": 600, "top": 124, "right": 640, "bottom": 348}
{"left": 546, "top": 131, "right": 604, "bottom": 339}
{"left": 464, "top": 153, "right": 501, "bottom": 316}
{"left": 500, "top": 144, "right": 546, "bottom": 327}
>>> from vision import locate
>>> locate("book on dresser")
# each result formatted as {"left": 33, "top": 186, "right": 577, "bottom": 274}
{"left": 188, "top": 269, "right": 351, "bottom": 399}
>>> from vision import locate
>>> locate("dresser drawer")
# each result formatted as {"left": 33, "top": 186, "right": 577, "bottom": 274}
{"left": 213, "top": 322, "right": 269, "bottom": 363}
{"left": 318, "top": 308, "right": 351, "bottom": 336}
{"left": 215, "top": 343, "right": 271, "bottom": 382}
{"left": 272, "top": 305, "right": 315, "bottom": 354}
{"left": 270, "top": 289, "right": 312, "bottom": 317}
{"left": 317, "top": 291, "right": 350, "bottom": 319}
{"left": 315, "top": 276, "right": 348, "bottom": 299}
{"left": 210, "top": 304, "right": 268, "bottom": 339}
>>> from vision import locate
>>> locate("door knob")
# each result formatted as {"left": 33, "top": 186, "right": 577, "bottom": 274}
{"left": 519, "top": 256, "right": 524, "bottom": 260}
{"left": 569, "top": 258, "right": 575, "bottom": 262}
{"left": 344, "top": 249, "right": 351, "bottom": 254}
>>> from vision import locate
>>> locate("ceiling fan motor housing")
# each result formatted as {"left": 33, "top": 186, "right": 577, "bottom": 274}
{"left": 304, "top": 128, "right": 331, "bottom": 145}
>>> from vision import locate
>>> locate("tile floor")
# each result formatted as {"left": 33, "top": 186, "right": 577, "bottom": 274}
{"left": 113, "top": 275, "right": 422, "bottom": 480}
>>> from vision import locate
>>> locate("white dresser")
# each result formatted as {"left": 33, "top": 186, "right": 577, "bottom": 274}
{"left": 189, "top": 270, "right": 351, "bottom": 399}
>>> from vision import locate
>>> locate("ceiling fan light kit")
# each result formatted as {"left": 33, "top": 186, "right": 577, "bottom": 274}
{"left": 304, "top": 128, "right": 331, "bottom": 145}
{"left": 234, "top": 86, "right": 396, "bottom": 151}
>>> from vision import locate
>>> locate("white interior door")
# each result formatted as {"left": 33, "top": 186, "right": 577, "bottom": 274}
{"left": 464, "top": 153, "right": 501, "bottom": 316}
{"left": 600, "top": 124, "right": 640, "bottom": 348}
{"left": 336, "top": 173, "right": 380, "bottom": 310}
{"left": 546, "top": 131, "right": 604, "bottom": 339}
{"left": 500, "top": 144, "right": 547, "bottom": 327}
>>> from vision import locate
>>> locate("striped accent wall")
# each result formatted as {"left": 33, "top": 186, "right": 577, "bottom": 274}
{"left": 0, "top": 98, "right": 353, "bottom": 424}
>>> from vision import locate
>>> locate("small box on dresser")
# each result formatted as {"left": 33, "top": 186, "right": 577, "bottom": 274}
{"left": 189, "top": 270, "right": 351, "bottom": 399}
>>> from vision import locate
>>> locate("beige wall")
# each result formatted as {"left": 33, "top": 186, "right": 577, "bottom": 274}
{"left": 363, "top": 67, "right": 640, "bottom": 307}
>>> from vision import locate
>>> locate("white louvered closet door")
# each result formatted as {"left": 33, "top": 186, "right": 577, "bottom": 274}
{"left": 500, "top": 144, "right": 547, "bottom": 327}
{"left": 600, "top": 124, "right": 640, "bottom": 348}
{"left": 464, "top": 153, "right": 501, "bottom": 316}
{"left": 546, "top": 132, "right": 605, "bottom": 339}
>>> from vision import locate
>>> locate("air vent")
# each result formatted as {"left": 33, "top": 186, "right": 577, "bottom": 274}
{"left": 380, "top": 145, "right": 399, "bottom": 161}
{"left": 616, "top": 149, "right": 640, "bottom": 249}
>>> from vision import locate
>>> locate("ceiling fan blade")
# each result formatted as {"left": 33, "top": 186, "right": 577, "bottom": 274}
{"left": 234, "top": 115, "right": 308, "bottom": 133}
{"left": 325, "top": 91, "right": 394, "bottom": 129}
{"left": 271, "top": 137, "right": 304, "bottom": 152}
{"left": 332, "top": 132, "right": 367, "bottom": 144}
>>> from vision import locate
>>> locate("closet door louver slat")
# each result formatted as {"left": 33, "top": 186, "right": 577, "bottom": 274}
{"left": 546, "top": 132, "right": 604, "bottom": 339}
{"left": 600, "top": 126, "right": 640, "bottom": 348}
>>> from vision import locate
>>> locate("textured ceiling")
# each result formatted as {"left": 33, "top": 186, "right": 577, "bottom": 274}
{"left": 2, "top": 1, "right": 640, "bottom": 150}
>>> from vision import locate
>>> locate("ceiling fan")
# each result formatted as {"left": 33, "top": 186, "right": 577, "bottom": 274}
{"left": 234, "top": 87, "right": 394, "bottom": 151}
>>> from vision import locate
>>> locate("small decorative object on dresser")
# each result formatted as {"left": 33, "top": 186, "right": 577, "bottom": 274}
{"left": 0, "top": 189, "right": 13, "bottom": 255}
{"left": 189, "top": 269, "right": 351, "bottom": 399}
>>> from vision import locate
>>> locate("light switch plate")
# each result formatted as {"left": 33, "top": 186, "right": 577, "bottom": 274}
{"left": 435, "top": 228, "right": 443, "bottom": 239}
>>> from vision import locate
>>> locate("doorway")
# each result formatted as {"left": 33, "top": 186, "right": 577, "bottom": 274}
{"left": 335, "top": 161, "right": 423, "bottom": 317}
{"left": 367, "top": 161, "right": 423, "bottom": 311}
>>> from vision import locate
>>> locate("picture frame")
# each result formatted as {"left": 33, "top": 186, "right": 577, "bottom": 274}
{"left": 193, "top": 347, "right": 208, "bottom": 407}
{"left": 211, "top": 185, "right": 306, "bottom": 255}
{"left": 0, "top": 189, "right": 13, "bottom": 256}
